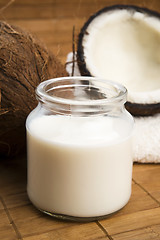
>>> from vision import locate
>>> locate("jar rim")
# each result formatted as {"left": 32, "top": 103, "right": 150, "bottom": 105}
{"left": 36, "top": 76, "right": 127, "bottom": 106}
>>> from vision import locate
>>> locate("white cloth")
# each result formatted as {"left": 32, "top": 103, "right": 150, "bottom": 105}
{"left": 66, "top": 52, "right": 160, "bottom": 163}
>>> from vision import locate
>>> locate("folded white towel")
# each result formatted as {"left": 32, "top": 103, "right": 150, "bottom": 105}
{"left": 66, "top": 52, "right": 160, "bottom": 163}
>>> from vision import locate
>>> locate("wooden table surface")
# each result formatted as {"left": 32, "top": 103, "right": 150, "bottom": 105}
{"left": 0, "top": 0, "right": 160, "bottom": 239}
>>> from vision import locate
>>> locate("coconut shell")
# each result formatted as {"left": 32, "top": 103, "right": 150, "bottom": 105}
{"left": 0, "top": 21, "right": 67, "bottom": 158}
{"left": 77, "top": 5, "right": 160, "bottom": 117}
{"left": 125, "top": 102, "right": 160, "bottom": 117}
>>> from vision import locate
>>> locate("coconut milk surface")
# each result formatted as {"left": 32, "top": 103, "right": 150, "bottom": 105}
{"left": 27, "top": 115, "right": 133, "bottom": 217}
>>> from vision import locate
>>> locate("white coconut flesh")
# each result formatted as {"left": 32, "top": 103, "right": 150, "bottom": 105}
{"left": 82, "top": 9, "right": 160, "bottom": 104}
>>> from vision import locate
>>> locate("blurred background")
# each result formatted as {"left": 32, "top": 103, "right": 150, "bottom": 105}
{"left": 0, "top": 0, "right": 159, "bottom": 65}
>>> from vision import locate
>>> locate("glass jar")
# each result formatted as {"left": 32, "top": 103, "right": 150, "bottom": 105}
{"left": 26, "top": 76, "right": 134, "bottom": 222}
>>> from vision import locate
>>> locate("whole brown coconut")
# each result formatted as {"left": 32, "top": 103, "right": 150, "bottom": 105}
{"left": 0, "top": 22, "right": 67, "bottom": 158}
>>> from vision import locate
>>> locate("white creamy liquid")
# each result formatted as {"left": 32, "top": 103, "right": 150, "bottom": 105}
{"left": 27, "top": 115, "right": 133, "bottom": 218}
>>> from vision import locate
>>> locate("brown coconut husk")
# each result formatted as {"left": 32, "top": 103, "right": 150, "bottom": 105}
{"left": 0, "top": 21, "right": 67, "bottom": 158}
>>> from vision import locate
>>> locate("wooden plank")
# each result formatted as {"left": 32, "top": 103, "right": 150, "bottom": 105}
{"left": 8, "top": 18, "right": 83, "bottom": 33}
{"left": 114, "top": 182, "right": 159, "bottom": 217}
{"left": 22, "top": 222, "right": 108, "bottom": 240}
{"left": 99, "top": 207, "right": 160, "bottom": 236}
{"left": 3, "top": 192, "right": 30, "bottom": 209}
{"left": 8, "top": 18, "right": 83, "bottom": 43}
{"left": 0, "top": 181, "right": 26, "bottom": 198}
{"left": 133, "top": 165, "right": 160, "bottom": 204}
{"left": 0, "top": 161, "right": 27, "bottom": 197}
{"left": 113, "top": 225, "right": 160, "bottom": 240}
{"left": 0, "top": 199, "right": 4, "bottom": 210}
{"left": 1, "top": 0, "right": 160, "bottom": 20}
{"left": 0, "top": 209, "right": 10, "bottom": 226}
{"left": 0, "top": 0, "right": 159, "bottom": 7}
{"left": 0, "top": 5, "right": 54, "bottom": 20}
{"left": 0, "top": 225, "right": 17, "bottom": 240}
{"left": 0, "top": 0, "right": 55, "bottom": 5}
{"left": 9, "top": 204, "right": 76, "bottom": 238}
{"left": 133, "top": 163, "right": 160, "bottom": 172}
{"left": 0, "top": 209, "right": 17, "bottom": 239}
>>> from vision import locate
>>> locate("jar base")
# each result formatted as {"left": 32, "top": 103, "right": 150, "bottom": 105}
{"left": 38, "top": 208, "right": 120, "bottom": 222}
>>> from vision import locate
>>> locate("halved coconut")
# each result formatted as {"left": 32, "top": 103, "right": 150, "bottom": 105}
{"left": 77, "top": 5, "right": 160, "bottom": 116}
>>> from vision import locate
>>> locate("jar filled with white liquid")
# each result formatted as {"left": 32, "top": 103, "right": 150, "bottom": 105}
{"left": 26, "top": 76, "right": 134, "bottom": 222}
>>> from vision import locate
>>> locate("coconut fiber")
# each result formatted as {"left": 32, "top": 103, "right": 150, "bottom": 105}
{"left": 0, "top": 22, "right": 67, "bottom": 158}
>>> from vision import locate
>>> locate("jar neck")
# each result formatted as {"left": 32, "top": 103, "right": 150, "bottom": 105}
{"left": 36, "top": 77, "right": 127, "bottom": 116}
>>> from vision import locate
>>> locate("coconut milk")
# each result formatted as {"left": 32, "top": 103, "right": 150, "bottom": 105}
{"left": 27, "top": 115, "right": 133, "bottom": 218}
